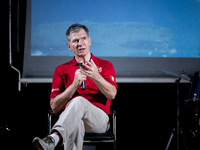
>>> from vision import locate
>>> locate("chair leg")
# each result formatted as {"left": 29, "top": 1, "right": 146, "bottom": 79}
{"left": 114, "top": 141, "right": 117, "bottom": 150}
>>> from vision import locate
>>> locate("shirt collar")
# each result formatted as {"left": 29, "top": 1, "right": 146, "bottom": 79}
{"left": 71, "top": 53, "right": 96, "bottom": 66}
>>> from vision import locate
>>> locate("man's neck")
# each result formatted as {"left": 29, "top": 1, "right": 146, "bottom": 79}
{"left": 75, "top": 53, "right": 91, "bottom": 63}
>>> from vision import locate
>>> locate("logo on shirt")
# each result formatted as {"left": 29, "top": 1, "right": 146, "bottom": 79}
{"left": 97, "top": 67, "right": 102, "bottom": 73}
{"left": 51, "top": 88, "right": 59, "bottom": 92}
{"left": 110, "top": 76, "right": 116, "bottom": 83}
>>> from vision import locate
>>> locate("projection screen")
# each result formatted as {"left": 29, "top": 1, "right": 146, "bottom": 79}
{"left": 23, "top": 0, "right": 200, "bottom": 80}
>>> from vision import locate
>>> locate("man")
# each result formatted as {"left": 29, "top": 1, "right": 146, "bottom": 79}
{"left": 32, "top": 24, "right": 118, "bottom": 150}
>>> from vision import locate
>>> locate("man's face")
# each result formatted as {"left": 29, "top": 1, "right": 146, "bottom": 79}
{"left": 67, "top": 28, "right": 91, "bottom": 58}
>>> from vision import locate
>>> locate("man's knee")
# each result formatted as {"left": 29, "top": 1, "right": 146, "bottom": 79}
{"left": 69, "top": 96, "right": 88, "bottom": 109}
{"left": 71, "top": 96, "right": 87, "bottom": 105}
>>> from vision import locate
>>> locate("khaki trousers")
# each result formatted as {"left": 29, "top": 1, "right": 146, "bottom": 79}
{"left": 50, "top": 96, "right": 110, "bottom": 150}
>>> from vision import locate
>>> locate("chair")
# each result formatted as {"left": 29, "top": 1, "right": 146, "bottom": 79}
{"left": 47, "top": 110, "right": 117, "bottom": 150}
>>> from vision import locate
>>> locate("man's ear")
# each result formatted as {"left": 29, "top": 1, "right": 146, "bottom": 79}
{"left": 67, "top": 42, "right": 72, "bottom": 51}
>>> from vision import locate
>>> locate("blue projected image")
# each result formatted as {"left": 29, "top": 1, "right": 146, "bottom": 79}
{"left": 31, "top": 0, "right": 200, "bottom": 58}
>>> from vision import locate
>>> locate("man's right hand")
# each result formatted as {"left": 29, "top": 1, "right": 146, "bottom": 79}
{"left": 72, "top": 69, "right": 86, "bottom": 88}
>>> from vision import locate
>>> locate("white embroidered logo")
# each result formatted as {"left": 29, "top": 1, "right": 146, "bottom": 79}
{"left": 51, "top": 88, "right": 59, "bottom": 92}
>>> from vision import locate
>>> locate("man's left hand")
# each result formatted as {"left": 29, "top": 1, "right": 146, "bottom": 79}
{"left": 81, "top": 59, "right": 101, "bottom": 81}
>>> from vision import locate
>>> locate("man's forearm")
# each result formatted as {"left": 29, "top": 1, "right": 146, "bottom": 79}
{"left": 94, "top": 75, "right": 117, "bottom": 100}
{"left": 51, "top": 69, "right": 87, "bottom": 113}
{"left": 50, "top": 83, "right": 78, "bottom": 113}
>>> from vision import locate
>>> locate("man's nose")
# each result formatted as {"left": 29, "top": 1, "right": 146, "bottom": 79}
{"left": 77, "top": 39, "right": 84, "bottom": 46}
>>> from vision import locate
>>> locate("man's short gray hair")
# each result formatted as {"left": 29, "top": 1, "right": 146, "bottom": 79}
{"left": 66, "top": 23, "right": 89, "bottom": 41}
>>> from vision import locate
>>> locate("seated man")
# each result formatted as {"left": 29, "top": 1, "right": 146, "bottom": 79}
{"left": 32, "top": 24, "right": 118, "bottom": 150}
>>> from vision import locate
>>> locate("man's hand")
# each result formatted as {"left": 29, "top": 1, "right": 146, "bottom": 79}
{"left": 72, "top": 68, "right": 86, "bottom": 88}
{"left": 81, "top": 59, "right": 101, "bottom": 81}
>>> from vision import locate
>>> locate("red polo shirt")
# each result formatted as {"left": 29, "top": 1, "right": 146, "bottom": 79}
{"left": 50, "top": 54, "right": 117, "bottom": 115}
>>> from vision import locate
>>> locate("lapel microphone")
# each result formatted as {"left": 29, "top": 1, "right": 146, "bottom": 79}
{"left": 78, "top": 63, "right": 85, "bottom": 90}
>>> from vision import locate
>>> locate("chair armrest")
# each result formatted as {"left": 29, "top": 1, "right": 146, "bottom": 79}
{"left": 47, "top": 110, "right": 57, "bottom": 133}
{"left": 111, "top": 110, "right": 117, "bottom": 141}
{"left": 48, "top": 110, "right": 52, "bottom": 134}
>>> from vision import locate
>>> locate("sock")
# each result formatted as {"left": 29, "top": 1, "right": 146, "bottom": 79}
{"left": 50, "top": 133, "right": 59, "bottom": 146}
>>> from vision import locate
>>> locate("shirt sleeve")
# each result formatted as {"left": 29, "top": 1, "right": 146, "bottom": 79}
{"left": 102, "top": 61, "right": 118, "bottom": 89}
{"left": 50, "top": 66, "right": 65, "bottom": 100}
